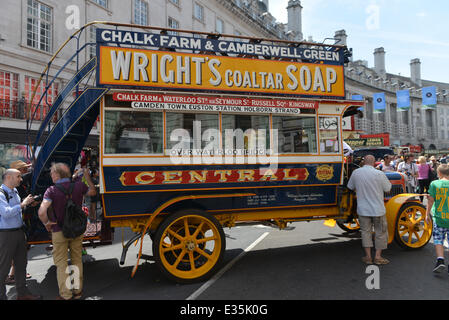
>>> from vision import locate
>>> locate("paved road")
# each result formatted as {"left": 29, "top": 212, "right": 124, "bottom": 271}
{"left": 6, "top": 220, "right": 449, "bottom": 300}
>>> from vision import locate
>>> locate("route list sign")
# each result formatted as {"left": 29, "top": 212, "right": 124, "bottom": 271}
{"left": 112, "top": 92, "right": 318, "bottom": 115}
{"left": 97, "top": 28, "right": 344, "bottom": 64}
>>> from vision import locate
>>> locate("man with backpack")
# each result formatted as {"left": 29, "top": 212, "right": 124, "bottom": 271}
{"left": 38, "top": 163, "right": 96, "bottom": 300}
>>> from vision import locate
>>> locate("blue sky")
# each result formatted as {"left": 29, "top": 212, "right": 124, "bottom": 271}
{"left": 269, "top": 0, "right": 449, "bottom": 83}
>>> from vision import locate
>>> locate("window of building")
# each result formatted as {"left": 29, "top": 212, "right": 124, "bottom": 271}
{"left": 0, "top": 71, "right": 19, "bottom": 118}
{"left": 377, "top": 111, "right": 385, "bottom": 122}
{"left": 104, "top": 110, "right": 163, "bottom": 154}
{"left": 319, "top": 116, "right": 340, "bottom": 153}
{"left": 166, "top": 113, "right": 219, "bottom": 151}
{"left": 168, "top": 17, "right": 179, "bottom": 35}
{"left": 24, "top": 76, "right": 59, "bottom": 121}
{"left": 26, "top": 0, "right": 52, "bottom": 52}
{"left": 272, "top": 116, "right": 317, "bottom": 153}
{"left": 134, "top": 0, "right": 148, "bottom": 25}
{"left": 402, "top": 110, "right": 409, "bottom": 125}
{"left": 169, "top": 0, "right": 179, "bottom": 6}
{"left": 216, "top": 18, "right": 224, "bottom": 33}
{"left": 390, "top": 103, "right": 397, "bottom": 123}
{"left": 91, "top": 0, "right": 108, "bottom": 8}
{"left": 222, "top": 114, "right": 269, "bottom": 153}
{"left": 194, "top": 3, "right": 204, "bottom": 22}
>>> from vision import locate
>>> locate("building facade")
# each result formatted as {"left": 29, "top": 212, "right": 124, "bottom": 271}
{"left": 338, "top": 32, "right": 449, "bottom": 150}
{"left": 0, "top": 0, "right": 301, "bottom": 164}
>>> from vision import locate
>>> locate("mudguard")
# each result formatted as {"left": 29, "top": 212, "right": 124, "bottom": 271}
{"left": 385, "top": 193, "right": 422, "bottom": 244}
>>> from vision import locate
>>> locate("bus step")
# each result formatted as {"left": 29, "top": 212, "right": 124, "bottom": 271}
{"left": 140, "top": 254, "right": 155, "bottom": 262}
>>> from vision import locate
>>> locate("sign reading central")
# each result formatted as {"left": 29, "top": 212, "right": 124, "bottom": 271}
{"left": 98, "top": 46, "right": 345, "bottom": 97}
{"left": 119, "top": 168, "right": 310, "bottom": 186}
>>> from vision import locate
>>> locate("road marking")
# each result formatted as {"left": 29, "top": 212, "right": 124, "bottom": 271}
{"left": 186, "top": 231, "right": 270, "bottom": 300}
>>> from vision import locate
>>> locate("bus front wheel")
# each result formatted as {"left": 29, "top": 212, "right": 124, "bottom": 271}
{"left": 394, "top": 202, "right": 432, "bottom": 250}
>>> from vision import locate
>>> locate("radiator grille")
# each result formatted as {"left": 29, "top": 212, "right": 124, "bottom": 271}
{"left": 385, "top": 184, "right": 405, "bottom": 198}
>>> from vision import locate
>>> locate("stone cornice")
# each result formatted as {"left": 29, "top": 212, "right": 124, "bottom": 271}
{"left": 0, "top": 47, "right": 77, "bottom": 80}
{"left": 215, "top": 0, "right": 282, "bottom": 39}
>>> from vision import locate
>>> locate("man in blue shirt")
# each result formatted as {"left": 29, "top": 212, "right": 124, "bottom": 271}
{"left": 0, "top": 169, "right": 41, "bottom": 300}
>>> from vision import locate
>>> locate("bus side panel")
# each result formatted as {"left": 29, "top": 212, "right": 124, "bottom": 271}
{"left": 102, "top": 185, "right": 339, "bottom": 218}
{"left": 101, "top": 162, "right": 342, "bottom": 192}
{"left": 101, "top": 162, "right": 342, "bottom": 218}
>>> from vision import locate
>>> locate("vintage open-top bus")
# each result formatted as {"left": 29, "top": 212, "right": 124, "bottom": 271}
{"left": 26, "top": 22, "right": 432, "bottom": 283}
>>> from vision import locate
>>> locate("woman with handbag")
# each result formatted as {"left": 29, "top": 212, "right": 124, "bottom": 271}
{"left": 417, "top": 156, "right": 433, "bottom": 201}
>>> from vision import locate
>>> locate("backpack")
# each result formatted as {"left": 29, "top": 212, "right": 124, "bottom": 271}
{"left": 0, "top": 187, "right": 11, "bottom": 203}
{"left": 54, "top": 182, "right": 87, "bottom": 239}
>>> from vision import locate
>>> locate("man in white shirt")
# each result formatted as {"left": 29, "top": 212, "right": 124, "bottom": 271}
{"left": 347, "top": 155, "right": 392, "bottom": 265}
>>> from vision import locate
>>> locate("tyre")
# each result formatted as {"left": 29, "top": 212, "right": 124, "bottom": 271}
{"left": 394, "top": 202, "right": 432, "bottom": 249}
{"left": 152, "top": 209, "right": 226, "bottom": 284}
{"left": 337, "top": 218, "right": 360, "bottom": 233}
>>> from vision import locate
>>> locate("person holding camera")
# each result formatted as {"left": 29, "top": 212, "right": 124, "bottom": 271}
{"left": 397, "top": 154, "right": 418, "bottom": 193}
{"left": 4, "top": 160, "right": 36, "bottom": 285}
{"left": 0, "top": 169, "right": 42, "bottom": 300}
{"left": 376, "top": 154, "right": 396, "bottom": 172}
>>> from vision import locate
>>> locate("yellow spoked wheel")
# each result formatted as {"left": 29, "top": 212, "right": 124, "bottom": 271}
{"left": 337, "top": 218, "right": 360, "bottom": 233}
{"left": 395, "top": 202, "right": 433, "bottom": 249}
{"left": 153, "top": 209, "right": 225, "bottom": 283}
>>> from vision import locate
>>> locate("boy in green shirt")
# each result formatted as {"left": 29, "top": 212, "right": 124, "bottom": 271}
{"left": 426, "top": 164, "right": 449, "bottom": 273}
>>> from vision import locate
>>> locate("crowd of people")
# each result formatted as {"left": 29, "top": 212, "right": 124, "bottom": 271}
{"left": 349, "top": 151, "right": 449, "bottom": 275}
{"left": 375, "top": 153, "right": 445, "bottom": 196}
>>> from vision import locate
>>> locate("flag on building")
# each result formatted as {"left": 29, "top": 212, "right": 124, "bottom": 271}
{"left": 396, "top": 89, "right": 410, "bottom": 111}
{"left": 373, "top": 92, "right": 386, "bottom": 113}
{"left": 422, "top": 86, "right": 437, "bottom": 109}
{"left": 351, "top": 94, "right": 364, "bottom": 111}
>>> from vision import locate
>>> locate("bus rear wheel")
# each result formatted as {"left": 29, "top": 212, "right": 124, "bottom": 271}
{"left": 153, "top": 209, "right": 225, "bottom": 284}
